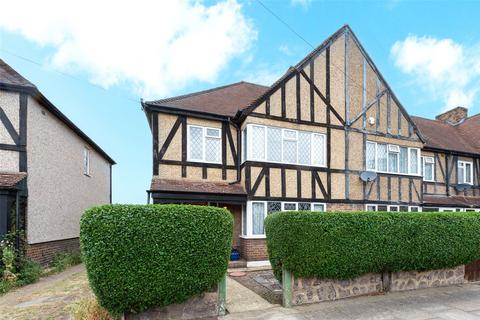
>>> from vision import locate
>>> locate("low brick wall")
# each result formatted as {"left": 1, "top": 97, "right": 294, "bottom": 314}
{"left": 126, "top": 291, "right": 218, "bottom": 320}
{"left": 239, "top": 238, "right": 268, "bottom": 261}
{"left": 288, "top": 266, "right": 465, "bottom": 306}
{"left": 26, "top": 237, "right": 80, "bottom": 266}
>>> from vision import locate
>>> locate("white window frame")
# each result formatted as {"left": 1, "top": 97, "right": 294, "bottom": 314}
{"left": 365, "top": 204, "right": 422, "bottom": 212}
{"left": 422, "top": 156, "right": 435, "bottom": 182}
{"left": 83, "top": 147, "right": 90, "bottom": 176}
{"left": 242, "top": 123, "right": 326, "bottom": 168}
{"left": 187, "top": 125, "right": 221, "bottom": 164}
{"left": 365, "top": 141, "right": 421, "bottom": 176}
{"left": 242, "top": 201, "right": 327, "bottom": 238}
{"left": 458, "top": 161, "right": 473, "bottom": 185}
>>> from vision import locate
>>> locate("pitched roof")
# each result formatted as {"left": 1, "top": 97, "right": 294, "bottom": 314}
{"left": 145, "top": 81, "right": 268, "bottom": 118}
{"left": 0, "top": 59, "right": 115, "bottom": 164}
{"left": 0, "top": 172, "right": 26, "bottom": 189}
{"left": 150, "top": 178, "right": 246, "bottom": 195}
{"left": 412, "top": 115, "right": 480, "bottom": 155}
{"left": 0, "top": 59, "right": 35, "bottom": 88}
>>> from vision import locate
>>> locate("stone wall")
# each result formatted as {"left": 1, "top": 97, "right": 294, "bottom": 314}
{"left": 289, "top": 266, "right": 465, "bottom": 306}
{"left": 390, "top": 265, "right": 465, "bottom": 291}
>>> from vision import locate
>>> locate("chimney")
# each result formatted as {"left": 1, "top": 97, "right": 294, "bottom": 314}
{"left": 435, "top": 106, "right": 468, "bottom": 125}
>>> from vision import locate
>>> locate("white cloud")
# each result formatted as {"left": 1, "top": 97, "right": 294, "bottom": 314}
{"left": 279, "top": 44, "right": 293, "bottom": 56}
{"left": 290, "top": 0, "right": 312, "bottom": 8}
{"left": 0, "top": 0, "right": 257, "bottom": 98}
{"left": 391, "top": 35, "right": 480, "bottom": 110}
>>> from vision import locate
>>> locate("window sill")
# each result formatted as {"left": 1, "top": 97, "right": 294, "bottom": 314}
{"left": 240, "top": 235, "right": 266, "bottom": 240}
{"left": 187, "top": 159, "right": 222, "bottom": 165}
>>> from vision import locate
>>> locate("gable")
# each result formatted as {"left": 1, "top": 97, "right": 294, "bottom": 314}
{"left": 243, "top": 25, "right": 423, "bottom": 143}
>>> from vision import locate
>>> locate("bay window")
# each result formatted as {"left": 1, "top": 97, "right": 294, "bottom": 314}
{"left": 242, "top": 124, "right": 326, "bottom": 167}
{"left": 366, "top": 204, "right": 421, "bottom": 212}
{"left": 366, "top": 141, "right": 420, "bottom": 175}
{"left": 187, "top": 125, "right": 221, "bottom": 163}
{"left": 243, "top": 201, "right": 326, "bottom": 237}
{"left": 458, "top": 161, "right": 473, "bottom": 184}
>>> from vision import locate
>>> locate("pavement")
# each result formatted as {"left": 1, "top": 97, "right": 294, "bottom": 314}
{"left": 223, "top": 281, "right": 480, "bottom": 320}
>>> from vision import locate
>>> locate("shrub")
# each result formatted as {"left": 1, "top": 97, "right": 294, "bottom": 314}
{"left": 16, "top": 259, "right": 42, "bottom": 286}
{"left": 80, "top": 204, "right": 233, "bottom": 315}
{"left": 50, "top": 251, "right": 83, "bottom": 273}
{"left": 265, "top": 211, "right": 480, "bottom": 281}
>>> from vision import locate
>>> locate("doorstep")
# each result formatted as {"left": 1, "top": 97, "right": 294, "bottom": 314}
{"left": 228, "top": 259, "right": 247, "bottom": 269}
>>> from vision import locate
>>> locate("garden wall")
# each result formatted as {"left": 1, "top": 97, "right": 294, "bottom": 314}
{"left": 288, "top": 265, "right": 465, "bottom": 306}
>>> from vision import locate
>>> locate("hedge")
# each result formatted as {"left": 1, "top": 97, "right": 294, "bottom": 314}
{"left": 80, "top": 204, "right": 233, "bottom": 315}
{"left": 265, "top": 211, "right": 480, "bottom": 281}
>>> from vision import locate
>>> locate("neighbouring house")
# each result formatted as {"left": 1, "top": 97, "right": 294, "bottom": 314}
{"left": 142, "top": 25, "right": 480, "bottom": 266}
{"left": 0, "top": 59, "right": 115, "bottom": 265}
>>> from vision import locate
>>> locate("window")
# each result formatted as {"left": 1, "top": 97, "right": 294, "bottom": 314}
{"left": 422, "top": 156, "right": 435, "bottom": 182}
{"left": 83, "top": 148, "right": 90, "bottom": 176}
{"left": 388, "top": 145, "right": 399, "bottom": 173}
{"left": 366, "top": 141, "right": 420, "bottom": 176}
{"left": 243, "top": 124, "right": 326, "bottom": 167}
{"left": 187, "top": 125, "right": 221, "bottom": 163}
{"left": 366, "top": 204, "right": 421, "bottom": 212}
{"left": 458, "top": 161, "right": 473, "bottom": 184}
{"left": 243, "top": 201, "right": 326, "bottom": 237}
{"left": 252, "top": 202, "right": 265, "bottom": 235}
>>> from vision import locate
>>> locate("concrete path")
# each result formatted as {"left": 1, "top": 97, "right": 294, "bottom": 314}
{"left": 223, "top": 282, "right": 480, "bottom": 320}
{"left": 0, "top": 264, "right": 90, "bottom": 320}
{"left": 226, "top": 275, "right": 276, "bottom": 313}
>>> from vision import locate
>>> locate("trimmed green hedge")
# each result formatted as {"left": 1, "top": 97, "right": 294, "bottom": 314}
{"left": 265, "top": 211, "right": 480, "bottom": 281}
{"left": 80, "top": 204, "right": 233, "bottom": 315}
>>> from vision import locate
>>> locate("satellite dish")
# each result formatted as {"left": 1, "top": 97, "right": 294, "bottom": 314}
{"left": 456, "top": 184, "right": 472, "bottom": 192}
{"left": 360, "top": 171, "right": 377, "bottom": 182}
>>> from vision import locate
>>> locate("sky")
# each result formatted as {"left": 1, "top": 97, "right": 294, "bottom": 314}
{"left": 0, "top": 0, "right": 479, "bottom": 204}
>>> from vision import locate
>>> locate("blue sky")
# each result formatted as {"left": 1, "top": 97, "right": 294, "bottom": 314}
{"left": 0, "top": 0, "right": 479, "bottom": 203}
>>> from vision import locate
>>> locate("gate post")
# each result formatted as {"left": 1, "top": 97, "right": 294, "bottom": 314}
{"left": 282, "top": 267, "right": 292, "bottom": 308}
{"left": 217, "top": 273, "right": 227, "bottom": 316}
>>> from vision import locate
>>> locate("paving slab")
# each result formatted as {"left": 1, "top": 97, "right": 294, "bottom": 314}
{"left": 225, "top": 276, "right": 276, "bottom": 314}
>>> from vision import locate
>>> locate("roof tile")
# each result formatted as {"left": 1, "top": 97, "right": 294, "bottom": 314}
{"left": 150, "top": 178, "right": 246, "bottom": 195}
{"left": 0, "top": 172, "right": 26, "bottom": 189}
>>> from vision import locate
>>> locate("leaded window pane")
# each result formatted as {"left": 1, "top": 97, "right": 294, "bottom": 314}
{"left": 424, "top": 163, "right": 433, "bottom": 181}
{"left": 466, "top": 163, "right": 472, "bottom": 183}
{"left": 242, "top": 206, "right": 247, "bottom": 235}
{"left": 298, "top": 132, "right": 311, "bottom": 165}
{"left": 378, "top": 205, "right": 388, "bottom": 211}
{"left": 388, "top": 152, "right": 399, "bottom": 173}
{"left": 399, "top": 206, "right": 409, "bottom": 212}
{"left": 298, "top": 203, "right": 311, "bottom": 211}
{"left": 267, "top": 127, "right": 282, "bottom": 162}
{"left": 267, "top": 202, "right": 281, "bottom": 214}
{"left": 399, "top": 147, "right": 408, "bottom": 174}
{"left": 410, "top": 207, "right": 419, "bottom": 212}
{"left": 242, "top": 129, "right": 247, "bottom": 162}
{"left": 189, "top": 127, "right": 203, "bottom": 160}
{"left": 251, "top": 126, "right": 265, "bottom": 160}
{"left": 312, "top": 134, "right": 325, "bottom": 166}
{"left": 284, "top": 130, "right": 296, "bottom": 139}
{"left": 205, "top": 137, "right": 220, "bottom": 162}
{"left": 283, "top": 203, "right": 296, "bottom": 211}
{"left": 206, "top": 128, "right": 220, "bottom": 137}
{"left": 252, "top": 202, "right": 265, "bottom": 235}
{"left": 283, "top": 140, "right": 297, "bottom": 164}
{"left": 366, "top": 205, "right": 377, "bottom": 211}
{"left": 313, "top": 204, "right": 325, "bottom": 212}
{"left": 377, "top": 144, "right": 387, "bottom": 171}
{"left": 409, "top": 149, "right": 419, "bottom": 174}
{"left": 389, "top": 206, "right": 399, "bottom": 212}
{"left": 458, "top": 166, "right": 465, "bottom": 184}
{"left": 366, "top": 142, "right": 376, "bottom": 170}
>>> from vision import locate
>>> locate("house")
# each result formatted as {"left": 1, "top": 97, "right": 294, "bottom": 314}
{"left": 0, "top": 59, "right": 115, "bottom": 265}
{"left": 142, "top": 25, "right": 480, "bottom": 266}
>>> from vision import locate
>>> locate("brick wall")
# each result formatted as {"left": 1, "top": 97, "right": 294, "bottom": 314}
{"left": 327, "top": 203, "right": 364, "bottom": 212}
{"left": 26, "top": 237, "right": 80, "bottom": 266}
{"left": 240, "top": 238, "right": 268, "bottom": 261}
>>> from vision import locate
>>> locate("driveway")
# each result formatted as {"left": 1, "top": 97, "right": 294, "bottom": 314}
{"left": 224, "top": 282, "right": 480, "bottom": 320}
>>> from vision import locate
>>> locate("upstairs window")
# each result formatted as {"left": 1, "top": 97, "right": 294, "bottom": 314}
{"left": 366, "top": 141, "right": 420, "bottom": 176}
{"left": 83, "top": 148, "right": 90, "bottom": 176}
{"left": 187, "top": 125, "right": 221, "bottom": 163}
{"left": 242, "top": 124, "right": 326, "bottom": 167}
{"left": 422, "top": 156, "right": 435, "bottom": 182}
{"left": 458, "top": 161, "right": 473, "bottom": 184}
